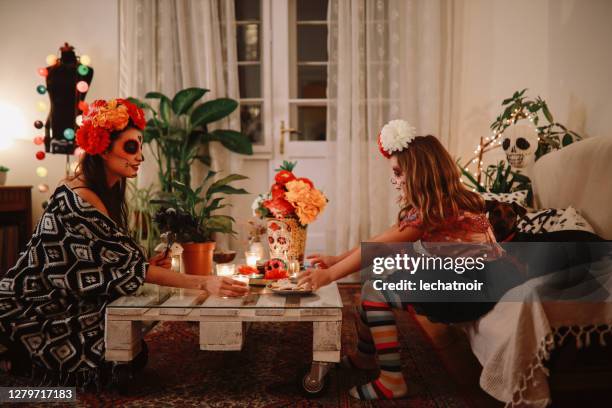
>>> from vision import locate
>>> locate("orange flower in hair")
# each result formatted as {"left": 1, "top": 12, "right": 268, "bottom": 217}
{"left": 76, "top": 98, "right": 146, "bottom": 155}
{"left": 119, "top": 98, "right": 146, "bottom": 130}
{"left": 75, "top": 122, "right": 111, "bottom": 155}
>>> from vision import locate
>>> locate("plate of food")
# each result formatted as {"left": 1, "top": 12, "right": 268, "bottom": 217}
{"left": 247, "top": 258, "right": 288, "bottom": 285}
{"left": 268, "top": 279, "right": 313, "bottom": 296}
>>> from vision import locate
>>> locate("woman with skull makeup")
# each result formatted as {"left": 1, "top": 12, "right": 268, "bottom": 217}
{"left": 299, "top": 120, "right": 520, "bottom": 400}
{"left": 0, "top": 99, "right": 247, "bottom": 388}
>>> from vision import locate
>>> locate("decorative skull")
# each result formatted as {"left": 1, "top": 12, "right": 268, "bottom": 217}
{"left": 502, "top": 123, "right": 539, "bottom": 168}
{"left": 267, "top": 220, "right": 291, "bottom": 258}
{"left": 264, "top": 258, "right": 288, "bottom": 279}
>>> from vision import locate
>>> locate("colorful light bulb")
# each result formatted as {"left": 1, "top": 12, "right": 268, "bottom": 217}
{"left": 34, "top": 120, "right": 44, "bottom": 129}
{"left": 36, "top": 166, "right": 48, "bottom": 178}
{"left": 75, "top": 115, "right": 83, "bottom": 126}
{"left": 36, "top": 151, "right": 46, "bottom": 160}
{"left": 38, "top": 184, "right": 49, "bottom": 193}
{"left": 46, "top": 54, "right": 57, "bottom": 66}
{"left": 36, "top": 85, "right": 47, "bottom": 95}
{"left": 77, "top": 64, "right": 89, "bottom": 76}
{"left": 33, "top": 136, "right": 44, "bottom": 145}
{"left": 37, "top": 67, "right": 48, "bottom": 77}
{"left": 80, "top": 55, "right": 91, "bottom": 66}
{"left": 36, "top": 101, "right": 47, "bottom": 112}
{"left": 63, "top": 128, "right": 75, "bottom": 140}
{"left": 76, "top": 81, "right": 89, "bottom": 93}
{"left": 78, "top": 100, "right": 88, "bottom": 112}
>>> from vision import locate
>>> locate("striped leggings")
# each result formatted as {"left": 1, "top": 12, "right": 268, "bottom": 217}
{"left": 351, "top": 284, "right": 407, "bottom": 398}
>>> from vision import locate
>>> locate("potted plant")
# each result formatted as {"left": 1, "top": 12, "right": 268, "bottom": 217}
{"left": 127, "top": 181, "right": 159, "bottom": 257}
{"left": 129, "top": 88, "right": 253, "bottom": 192}
{"left": 254, "top": 161, "right": 327, "bottom": 264}
{"left": 0, "top": 166, "right": 8, "bottom": 186}
{"left": 153, "top": 171, "right": 248, "bottom": 275}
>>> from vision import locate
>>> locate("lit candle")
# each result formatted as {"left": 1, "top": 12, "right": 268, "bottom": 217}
{"left": 232, "top": 274, "right": 250, "bottom": 285}
{"left": 216, "top": 263, "right": 235, "bottom": 277}
{"left": 287, "top": 258, "right": 300, "bottom": 278}
{"left": 245, "top": 251, "right": 259, "bottom": 267}
{"left": 171, "top": 256, "right": 180, "bottom": 272}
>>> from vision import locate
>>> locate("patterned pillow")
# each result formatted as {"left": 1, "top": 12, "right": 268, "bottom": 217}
{"left": 517, "top": 206, "right": 595, "bottom": 234}
{"left": 480, "top": 190, "right": 529, "bottom": 207}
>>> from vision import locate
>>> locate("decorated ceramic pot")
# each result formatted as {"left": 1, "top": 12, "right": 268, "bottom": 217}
{"left": 266, "top": 217, "right": 307, "bottom": 264}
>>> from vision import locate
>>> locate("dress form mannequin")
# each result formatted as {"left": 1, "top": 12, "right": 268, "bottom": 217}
{"left": 44, "top": 43, "right": 93, "bottom": 154}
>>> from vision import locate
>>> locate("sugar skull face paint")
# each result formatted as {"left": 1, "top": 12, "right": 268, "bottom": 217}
{"left": 123, "top": 139, "right": 140, "bottom": 155}
{"left": 389, "top": 155, "right": 406, "bottom": 201}
{"left": 101, "top": 128, "right": 144, "bottom": 179}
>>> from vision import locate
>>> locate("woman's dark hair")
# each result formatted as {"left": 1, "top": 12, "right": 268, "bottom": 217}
{"left": 70, "top": 124, "right": 138, "bottom": 230}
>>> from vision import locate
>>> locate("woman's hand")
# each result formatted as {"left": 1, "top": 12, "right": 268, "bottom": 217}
{"left": 306, "top": 253, "right": 339, "bottom": 269}
{"left": 149, "top": 251, "right": 172, "bottom": 269}
{"left": 195, "top": 275, "right": 249, "bottom": 297}
{"left": 298, "top": 267, "right": 334, "bottom": 291}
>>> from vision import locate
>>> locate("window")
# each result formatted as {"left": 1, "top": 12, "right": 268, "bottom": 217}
{"left": 235, "top": 0, "right": 264, "bottom": 145}
{"left": 290, "top": 0, "right": 328, "bottom": 141}
{"left": 233, "top": 0, "right": 329, "bottom": 151}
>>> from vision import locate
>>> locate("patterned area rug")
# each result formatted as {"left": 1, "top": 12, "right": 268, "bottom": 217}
{"left": 1, "top": 287, "right": 469, "bottom": 407}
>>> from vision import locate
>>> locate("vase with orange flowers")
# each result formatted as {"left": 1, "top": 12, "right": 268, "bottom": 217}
{"left": 256, "top": 161, "right": 327, "bottom": 264}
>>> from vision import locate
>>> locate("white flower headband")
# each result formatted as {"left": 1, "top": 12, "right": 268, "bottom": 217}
{"left": 377, "top": 119, "right": 417, "bottom": 158}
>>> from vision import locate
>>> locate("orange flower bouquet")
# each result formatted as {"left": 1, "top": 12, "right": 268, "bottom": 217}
{"left": 261, "top": 161, "right": 327, "bottom": 226}
{"left": 259, "top": 161, "right": 327, "bottom": 262}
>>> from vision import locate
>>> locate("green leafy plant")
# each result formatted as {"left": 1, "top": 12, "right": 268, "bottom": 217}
{"left": 129, "top": 88, "right": 253, "bottom": 192}
{"left": 458, "top": 160, "right": 533, "bottom": 205}
{"left": 491, "top": 88, "right": 582, "bottom": 159}
{"left": 458, "top": 89, "right": 582, "bottom": 206}
{"left": 0, "top": 166, "right": 9, "bottom": 172}
{"left": 127, "top": 182, "right": 159, "bottom": 257}
{"left": 153, "top": 171, "right": 249, "bottom": 243}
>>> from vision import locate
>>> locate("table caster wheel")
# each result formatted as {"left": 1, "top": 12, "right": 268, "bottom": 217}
{"left": 132, "top": 340, "right": 148, "bottom": 372}
{"left": 301, "top": 368, "right": 328, "bottom": 397}
{"left": 111, "top": 363, "right": 132, "bottom": 394}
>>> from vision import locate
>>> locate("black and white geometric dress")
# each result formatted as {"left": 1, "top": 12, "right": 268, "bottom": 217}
{"left": 0, "top": 184, "right": 148, "bottom": 385}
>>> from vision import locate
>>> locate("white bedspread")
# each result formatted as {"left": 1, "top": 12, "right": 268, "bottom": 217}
{"left": 459, "top": 260, "right": 612, "bottom": 407}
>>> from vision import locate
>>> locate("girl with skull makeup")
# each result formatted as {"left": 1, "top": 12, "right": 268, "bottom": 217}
{"left": 0, "top": 99, "right": 247, "bottom": 388}
{"left": 299, "top": 120, "right": 518, "bottom": 400}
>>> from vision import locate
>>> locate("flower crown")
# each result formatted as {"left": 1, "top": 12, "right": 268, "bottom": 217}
{"left": 76, "top": 98, "right": 146, "bottom": 155}
{"left": 377, "top": 119, "right": 417, "bottom": 158}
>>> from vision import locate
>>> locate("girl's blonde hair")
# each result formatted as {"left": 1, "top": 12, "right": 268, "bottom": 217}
{"left": 396, "top": 135, "right": 484, "bottom": 229}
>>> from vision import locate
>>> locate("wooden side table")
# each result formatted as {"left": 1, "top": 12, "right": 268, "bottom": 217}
{"left": 105, "top": 283, "right": 343, "bottom": 396}
{"left": 0, "top": 186, "right": 33, "bottom": 274}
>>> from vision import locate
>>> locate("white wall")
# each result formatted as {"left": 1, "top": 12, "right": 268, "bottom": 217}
{"left": 1, "top": 0, "right": 611, "bottom": 229}
{"left": 450, "top": 0, "right": 612, "bottom": 169}
{"left": 0, "top": 0, "right": 119, "bottom": 223}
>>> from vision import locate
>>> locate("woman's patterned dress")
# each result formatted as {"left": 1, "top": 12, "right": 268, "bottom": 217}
{"left": 0, "top": 184, "right": 148, "bottom": 386}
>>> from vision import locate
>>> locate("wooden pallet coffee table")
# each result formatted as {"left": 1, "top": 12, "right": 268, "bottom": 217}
{"left": 105, "top": 282, "right": 343, "bottom": 395}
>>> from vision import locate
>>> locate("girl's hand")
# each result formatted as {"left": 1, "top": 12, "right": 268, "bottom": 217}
{"left": 149, "top": 251, "right": 172, "bottom": 269}
{"left": 306, "top": 253, "right": 339, "bottom": 269}
{"left": 298, "top": 268, "right": 333, "bottom": 291}
{"left": 195, "top": 276, "right": 249, "bottom": 297}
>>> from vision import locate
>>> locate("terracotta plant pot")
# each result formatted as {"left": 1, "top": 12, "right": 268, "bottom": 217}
{"left": 0, "top": 172, "right": 6, "bottom": 186}
{"left": 181, "top": 241, "right": 216, "bottom": 275}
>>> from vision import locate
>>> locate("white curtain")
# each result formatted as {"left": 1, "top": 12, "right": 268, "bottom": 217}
{"left": 326, "top": 0, "right": 452, "bottom": 253}
{"left": 119, "top": 0, "right": 242, "bottom": 250}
